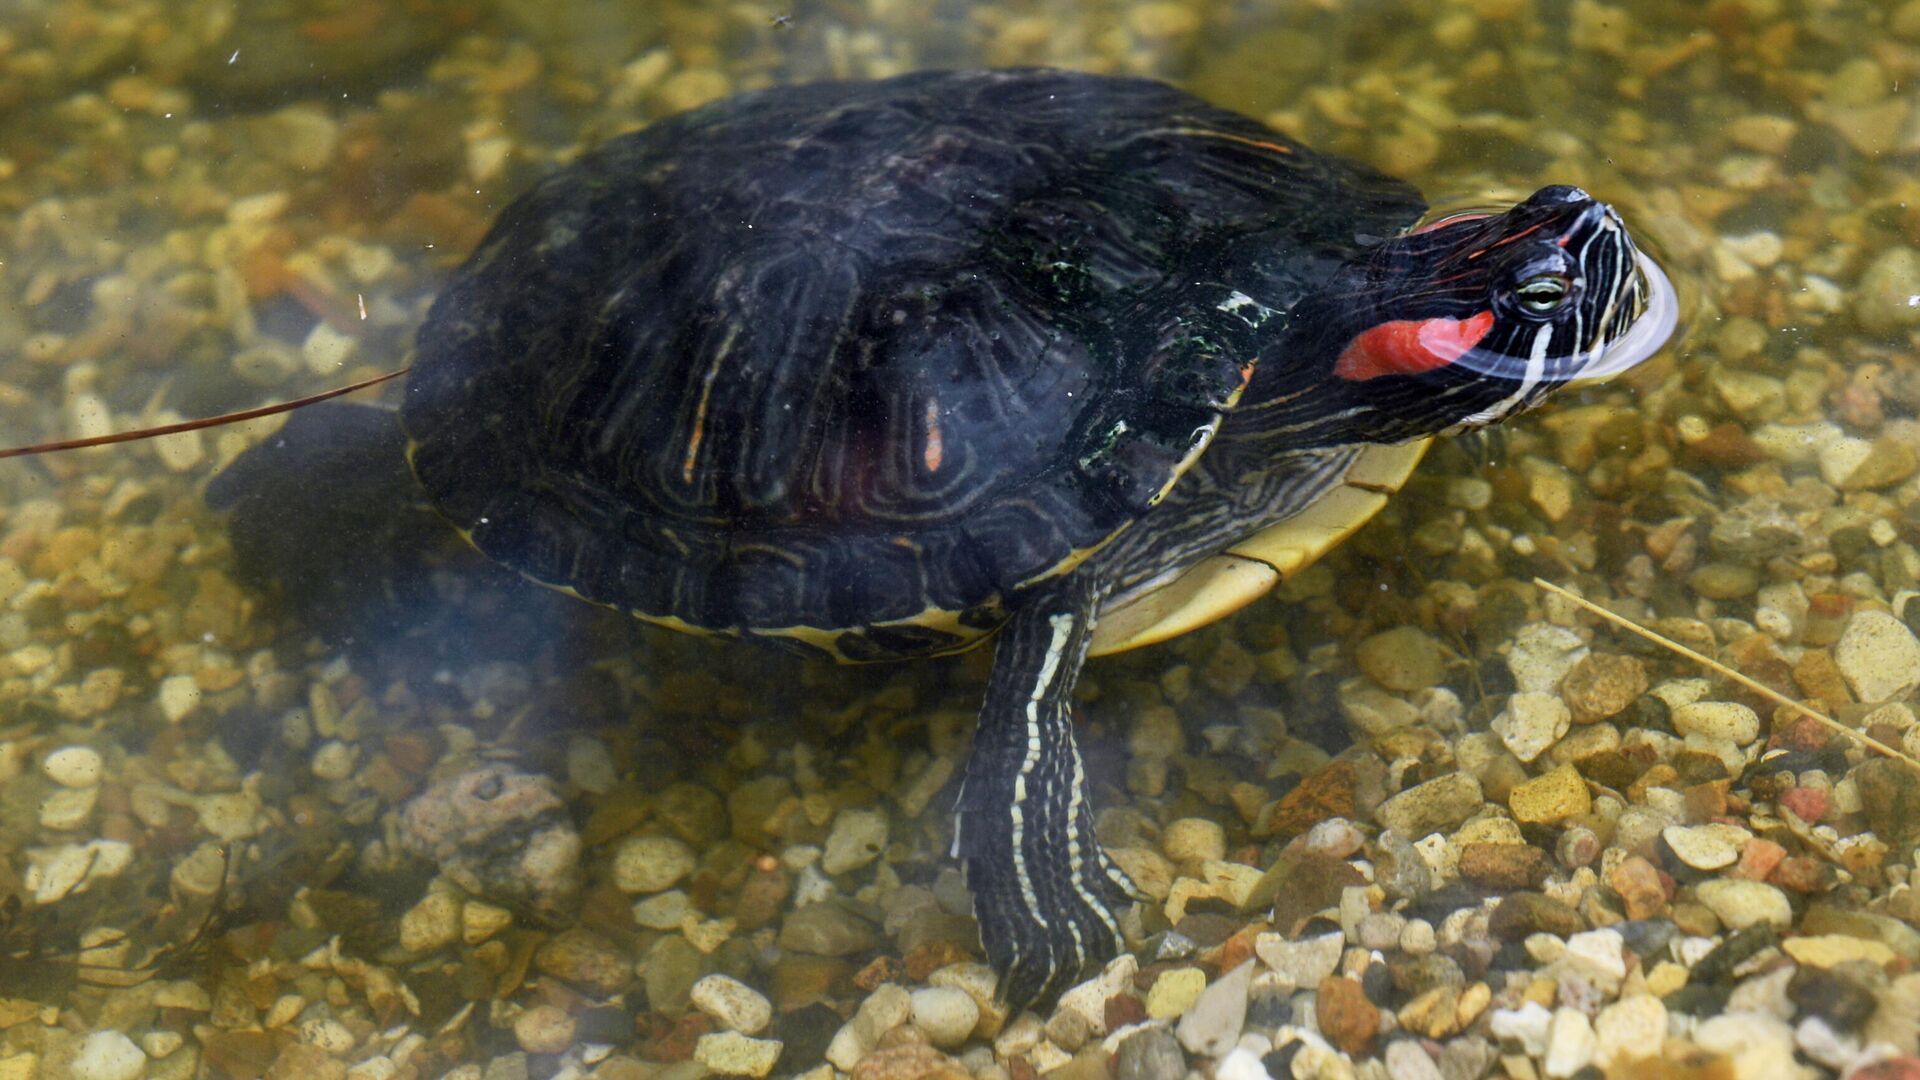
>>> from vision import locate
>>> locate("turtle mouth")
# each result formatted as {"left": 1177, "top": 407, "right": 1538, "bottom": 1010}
{"left": 1564, "top": 249, "right": 1678, "bottom": 383}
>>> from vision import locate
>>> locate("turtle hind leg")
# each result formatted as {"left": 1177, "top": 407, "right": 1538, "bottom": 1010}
{"left": 956, "top": 579, "right": 1139, "bottom": 1009}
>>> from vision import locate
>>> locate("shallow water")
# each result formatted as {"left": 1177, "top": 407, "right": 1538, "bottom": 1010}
{"left": 1, "top": 0, "right": 1918, "bottom": 1076}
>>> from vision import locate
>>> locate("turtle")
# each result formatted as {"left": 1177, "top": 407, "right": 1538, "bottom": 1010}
{"left": 206, "top": 67, "right": 1677, "bottom": 1007}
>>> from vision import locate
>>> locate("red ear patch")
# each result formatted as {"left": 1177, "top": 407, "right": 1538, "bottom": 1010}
{"left": 1333, "top": 311, "right": 1495, "bottom": 382}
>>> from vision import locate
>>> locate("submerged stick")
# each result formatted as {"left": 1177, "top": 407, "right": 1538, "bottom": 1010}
{"left": 1533, "top": 577, "right": 1920, "bottom": 776}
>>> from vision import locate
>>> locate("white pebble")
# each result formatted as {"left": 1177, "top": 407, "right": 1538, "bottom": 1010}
{"left": 42, "top": 745, "right": 104, "bottom": 787}
{"left": 1543, "top": 1007, "right": 1596, "bottom": 1078}
{"left": 38, "top": 786, "right": 99, "bottom": 831}
{"left": 156, "top": 675, "right": 201, "bottom": 723}
{"left": 821, "top": 807, "right": 889, "bottom": 875}
{"left": 70, "top": 1031, "right": 146, "bottom": 1080}
{"left": 310, "top": 740, "right": 356, "bottom": 781}
{"left": 1162, "top": 817, "right": 1228, "bottom": 863}
{"left": 910, "top": 986, "right": 980, "bottom": 1049}
{"left": 691, "top": 974, "right": 773, "bottom": 1035}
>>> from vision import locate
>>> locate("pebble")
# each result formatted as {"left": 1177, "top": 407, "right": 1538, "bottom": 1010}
{"left": 632, "top": 889, "right": 696, "bottom": 930}
{"left": 1835, "top": 610, "right": 1920, "bottom": 703}
{"left": 693, "top": 975, "right": 774, "bottom": 1035}
{"left": 38, "top": 787, "right": 98, "bottom": 831}
{"left": 1855, "top": 246, "right": 1920, "bottom": 333}
{"left": 41, "top": 745, "right": 104, "bottom": 788}
{"left": 822, "top": 807, "right": 889, "bottom": 875}
{"left": 826, "top": 984, "right": 911, "bottom": 1071}
{"left": 1493, "top": 692, "right": 1571, "bottom": 763}
{"left": 909, "top": 986, "right": 979, "bottom": 1048}
{"left": 1670, "top": 700, "right": 1761, "bottom": 744}
{"left": 694, "top": 1032, "right": 782, "bottom": 1078}
{"left": 1162, "top": 817, "right": 1227, "bottom": 864}
{"left": 1355, "top": 626, "right": 1447, "bottom": 691}
{"left": 1781, "top": 933, "right": 1898, "bottom": 969}
{"left": 1508, "top": 765, "right": 1591, "bottom": 825}
{"left": 1114, "top": 1027, "right": 1187, "bottom": 1080}
{"left": 1662, "top": 824, "right": 1742, "bottom": 870}
{"left": 512, "top": 1005, "right": 575, "bottom": 1055}
{"left": 1385, "top": 1039, "right": 1445, "bottom": 1080}
{"left": 69, "top": 1032, "right": 145, "bottom": 1080}
{"left": 156, "top": 674, "right": 201, "bottom": 723}
{"left": 1175, "top": 960, "right": 1253, "bottom": 1056}
{"left": 1316, "top": 974, "right": 1379, "bottom": 1055}
{"left": 1257, "top": 930, "right": 1344, "bottom": 988}
{"left": 612, "top": 834, "right": 696, "bottom": 893}
{"left": 1146, "top": 967, "right": 1207, "bottom": 1019}
{"left": 1056, "top": 954, "right": 1136, "bottom": 1037}
{"left": 399, "top": 887, "right": 463, "bottom": 953}
{"left": 1374, "top": 772, "right": 1484, "bottom": 838}
{"left": 1507, "top": 623, "right": 1588, "bottom": 694}
{"left": 779, "top": 903, "right": 881, "bottom": 956}
{"left": 1542, "top": 1006, "right": 1595, "bottom": 1078}
{"left": 1563, "top": 929, "right": 1627, "bottom": 991}
{"left": 1696, "top": 878, "right": 1793, "bottom": 930}
{"left": 1591, "top": 995, "right": 1666, "bottom": 1069}
{"left": 1560, "top": 654, "right": 1647, "bottom": 723}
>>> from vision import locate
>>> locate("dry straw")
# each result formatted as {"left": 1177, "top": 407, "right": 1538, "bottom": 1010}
{"left": 1532, "top": 577, "right": 1920, "bottom": 777}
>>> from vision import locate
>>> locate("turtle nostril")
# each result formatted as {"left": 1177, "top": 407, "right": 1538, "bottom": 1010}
{"left": 1532, "top": 184, "right": 1592, "bottom": 205}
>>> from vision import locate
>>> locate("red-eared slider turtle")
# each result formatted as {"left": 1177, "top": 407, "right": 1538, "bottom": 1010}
{"left": 217, "top": 68, "right": 1678, "bottom": 1006}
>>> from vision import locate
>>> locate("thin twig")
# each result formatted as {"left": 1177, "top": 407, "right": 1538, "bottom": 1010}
{"left": 1532, "top": 577, "right": 1920, "bottom": 776}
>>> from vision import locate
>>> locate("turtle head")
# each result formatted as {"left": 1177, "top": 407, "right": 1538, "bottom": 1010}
{"left": 1245, "top": 185, "right": 1676, "bottom": 448}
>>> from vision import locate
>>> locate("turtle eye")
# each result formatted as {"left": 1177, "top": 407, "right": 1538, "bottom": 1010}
{"left": 1514, "top": 273, "right": 1571, "bottom": 315}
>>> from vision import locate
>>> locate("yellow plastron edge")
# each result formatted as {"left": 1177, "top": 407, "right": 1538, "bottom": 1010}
{"left": 1086, "top": 438, "right": 1430, "bottom": 658}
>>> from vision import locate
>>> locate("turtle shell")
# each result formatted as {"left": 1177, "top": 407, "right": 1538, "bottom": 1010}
{"left": 402, "top": 69, "right": 1426, "bottom": 661}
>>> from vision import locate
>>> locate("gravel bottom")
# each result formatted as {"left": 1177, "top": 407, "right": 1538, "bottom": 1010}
{"left": 5, "top": 1, "right": 1920, "bottom": 1079}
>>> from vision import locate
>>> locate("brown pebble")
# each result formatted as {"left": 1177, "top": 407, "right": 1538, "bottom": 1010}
{"left": 854, "top": 955, "right": 905, "bottom": 991}
{"left": 1258, "top": 758, "right": 1358, "bottom": 837}
{"left": 1562, "top": 653, "right": 1648, "bottom": 723}
{"left": 850, "top": 1043, "right": 970, "bottom": 1080}
{"left": 1316, "top": 975, "right": 1378, "bottom": 1055}
{"left": 1105, "top": 992, "right": 1147, "bottom": 1031}
{"left": 1459, "top": 843, "right": 1550, "bottom": 889}
{"left": 1488, "top": 892, "right": 1584, "bottom": 939}
{"left": 1608, "top": 855, "right": 1670, "bottom": 919}
{"left": 534, "top": 928, "right": 634, "bottom": 996}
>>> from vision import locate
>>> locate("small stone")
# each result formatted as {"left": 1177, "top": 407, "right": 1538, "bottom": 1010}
{"left": 512, "top": 1005, "right": 575, "bottom": 1055}
{"left": 1458, "top": 843, "right": 1548, "bottom": 890}
{"left": 1162, "top": 817, "right": 1227, "bottom": 864}
{"left": 399, "top": 887, "right": 463, "bottom": 953}
{"left": 612, "top": 834, "right": 696, "bottom": 893}
{"left": 1384, "top": 1039, "right": 1444, "bottom": 1080}
{"left": 1542, "top": 1006, "right": 1595, "bottom": 1078}
{"left": 694, "top": 1032, "right": 782, "bottom": 1078}
{"left": 1256, "top": 930, "right": 1344, "bottom": 988}
{"left": 1695, "top": 879, "right": 1792, "bottom": 930}
{"left": 1508, "top": 765, "right": 1591, "bottom": 825}
{"left": 1563, "top": 929, "right": 1627, "bottom": 991}
{"left": 1146, "top": 967, "right": 1207, "bottom": 1019}
{"left": 822, "top": 808, "right": 889, "bottom": 876}
{"left": 1561, "top": 655, "right": 1647, "bottom": 723}
{"left": 1507, "top": 623, "right": 1589, "bottom": 694}
{"left": 693, "top": 974, "right": 774, "bottom": 1035}
{"left": 1662, "top": 824, "right": 1741, "bottom": 870}
{"left": 1375, "top": 772, "right": 1484, "bottom": 838}
{"left": 157, "top": 674, "right": 201, "bottom": 723}
{"left": 1592, "top": 995, "right": 1666, "bottom": 1069}
{"left": 827, "top": 984, "right": 912, "bottom": 1070}
{"left": 909, "top": 986, "right": 979, "bottom": 1049}
{"left": 38, "top": 787, "right": 98, "bottom": 831}
{"left": 70, "top": 1032, "right": 145, "bottom": 1080}
{"left": 1670, "top": 701, "right": 1761, "bottom": 744}
{"left": 1114, "top": 1027, "right": 1186, "bottom": 1080}
{"left": 42, "top": 745, "right": 104, "bottom": 788}
{"left": 1781, "top": 934, "right": 1898, "bottom": 969}
{"left": 534, "top": 928, "right": 633, "bottom": 995}
{"left": 779, "top": 903, "right": 880, "bottom": 956}
{"left": 463, "top": 900, "right": 513, "bottom": 944}
{"left": 1316, "top": 974, "right": 1379, "bottom": 1056}
{"left": 1493, "top": 692, "right": 1571, "bottom": 763}
{"left": 1835, "top": 610, "right": 1920, "bottom": 703}
{"left": 1356, "top": 626, "right": 1448, "bottom": 691}
{"left": 1176, "top": 960, "right": 1253, "bottom": 1056}
{"left": 1855, "top": 246, "right": 1920, "bottom": 334}
{"left": 1608, "top": 857, "right": 1668, "bottom": 919}
{"left": 632, "top": 889, "right": 696, "bottom": 930}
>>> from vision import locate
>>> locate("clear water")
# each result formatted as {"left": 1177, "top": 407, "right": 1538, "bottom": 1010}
{"left": 0, "top": 0, "right": 1913, "bottom": 1072}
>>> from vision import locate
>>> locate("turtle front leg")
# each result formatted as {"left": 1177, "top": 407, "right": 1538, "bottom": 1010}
{"left": 956, "top": 580, "right": 1141, "bottom": 1009}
